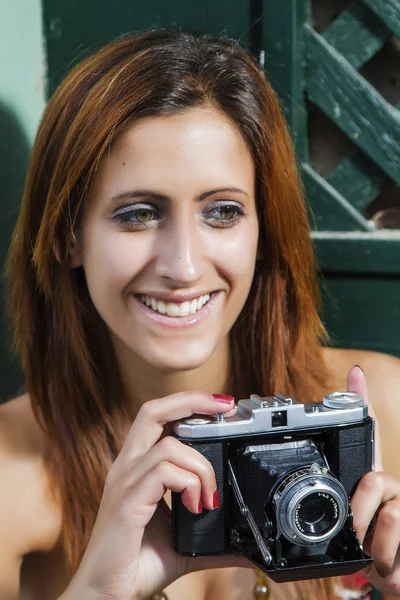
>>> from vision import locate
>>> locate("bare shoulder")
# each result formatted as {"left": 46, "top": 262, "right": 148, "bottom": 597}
{"left": 322, "top": 346, "right": 400, "bottom": 402}
{"left": 322, "top": 347, "right": 400, "bottom": 478}
{"left": 0, "top": 394, "right": 62, "bottom": 554}
{"left": 0, "top": 394, "right": 62, "bottom": 598}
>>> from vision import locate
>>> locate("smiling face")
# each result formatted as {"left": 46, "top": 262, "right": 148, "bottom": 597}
{"left": 76, "top": 107, "right": 258, "bottom": 375}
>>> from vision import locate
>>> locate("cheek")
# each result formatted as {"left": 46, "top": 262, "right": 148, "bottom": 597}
{"left": 214, "top": 225, "right": 259, "bottom": 288}
{"left": 81, "top": 225, "right": 151, "bottom": 299}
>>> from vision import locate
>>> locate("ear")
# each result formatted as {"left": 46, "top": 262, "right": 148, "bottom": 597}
{"left": 53, "top": 233, "right": 82, "bottom": 269}
{"left": 68, "top": 238, "right": 83, "bottom": 268}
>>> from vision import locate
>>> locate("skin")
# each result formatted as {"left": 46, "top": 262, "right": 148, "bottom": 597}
{"left": 1, "top": 107, "right": 400, "bottom": 600}
{"left": 74, "top": 107, "right": 259, "bottom": 403}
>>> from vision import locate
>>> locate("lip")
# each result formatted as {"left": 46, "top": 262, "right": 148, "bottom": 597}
{"left": 130, "top": 291, "right": 220, "bottom": 329}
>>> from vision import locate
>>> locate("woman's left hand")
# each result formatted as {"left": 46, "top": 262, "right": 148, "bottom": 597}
{"left": 348, "top": 365, "right": 400, "bottom": 596}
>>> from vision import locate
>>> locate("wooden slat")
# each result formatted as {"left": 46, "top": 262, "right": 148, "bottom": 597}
{"left": 324, "top": 2, "right": 390, "bottom": 71}
{"left": 362, "top": 0, "right": 400, "bottom": 39}
{"left": 43, "top": 0, "right": 253, "bottom": 95}
{"left": 317, "top": 4, "right": 392, "bottom": 224}
{"left": 320, "top": 276, "right": 400, "bottom": 356}
{"left": 313, "top": 231, "right": 400, "bottom": 273}
{"left": 303, "top": 164, "right": 374, "bottom": 231}
{"left": 326, "top": 149, "right": 390, "bottom": 214}
{"left": 261, "top": 0, "right": 310, "bottom": 162}
{"left": 305, "top": 25, "right": 400, "bottom": 185}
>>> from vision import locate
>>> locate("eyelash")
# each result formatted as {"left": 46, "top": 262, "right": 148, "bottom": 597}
{"left": 113, "top": 204, "right": 159, "bottom": 227}
{"left": 112, "top": 201, "right": 246, "bottom": 229}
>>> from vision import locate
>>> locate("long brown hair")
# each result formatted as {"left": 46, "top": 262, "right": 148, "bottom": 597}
{"left": 6, "top": 30, "right": 333, "bottom": 596}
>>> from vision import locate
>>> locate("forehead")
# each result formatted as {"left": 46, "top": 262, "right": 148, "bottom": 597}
{"left": 92, "top": 107, "right": 255, "bottom": 196}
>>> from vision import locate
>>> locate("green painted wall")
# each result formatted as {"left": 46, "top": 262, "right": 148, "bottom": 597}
{"left": 0, "top": 0, "right": 46, "bottom": 143}
{"left": 0, "top": 0, "right": 46, "bottom": 400}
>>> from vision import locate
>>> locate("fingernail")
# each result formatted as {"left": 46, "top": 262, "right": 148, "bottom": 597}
{"left": 198, "top": 499, "right": 203, "bottom": 513}
{"left": 212, "top": 394, "right": 234, "bottom": 404}
{"left": 354, "top": 364, "right": 364, "bottom": 374}
{"left": 213, "top": 489, "right": 220, "bottom": 509}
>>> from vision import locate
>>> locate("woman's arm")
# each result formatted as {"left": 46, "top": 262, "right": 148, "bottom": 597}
{"left": 0, "top": 397, "right": 50, "bottom": 599}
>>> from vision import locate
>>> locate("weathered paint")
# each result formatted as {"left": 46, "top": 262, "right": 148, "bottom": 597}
{"left": 363, "top": 0, "right": 400, "bottom": 40}
{"left": 261, "top": 0, "right": 309, "bottom": 161}
{"left": 305, "top": 25, "right": 400, "bottom": 185}
{"left": 323, "top": 2, "right": 390, "bottom": 71}
{"left": 43, "top": 0, "right": 253, "bottom": 96}
{"left": 304, "top": 164, "right": 374, "bottom": 231}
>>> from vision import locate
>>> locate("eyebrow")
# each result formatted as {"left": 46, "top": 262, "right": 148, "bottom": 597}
{"left": 111, "top": 187, "right": 250, "bottom": 203}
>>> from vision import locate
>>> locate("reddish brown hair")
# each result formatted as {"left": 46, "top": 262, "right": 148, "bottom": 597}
{"left": 6, "top": 30, "right": 332, "bottom": 596}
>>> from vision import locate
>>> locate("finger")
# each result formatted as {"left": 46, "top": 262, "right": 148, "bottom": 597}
{"left": 347, "top": 365, "right": 383, "bottom": 471}
{"left": 86, "top": 463, "right": 203, "bottom": 579}
{"left": 224, "top": 403, "right": 238, "bottom": 418}
{"left": 368, "top": 499, "right": 400, "bottom": 576}
{"left": 123, "top": 436, "right": 218, "bottom": 510}
{"left": 351, "top": 472, "right": 399, "bottom": 544}
{"left": 117, "top": 391, "right": 235, "bottom": 465}
{"left": 347, "top": 364, "right": 368, "bottom": 402}
{"left": 126, "top": 461, "right": 204, "bottom": 522}
{"left": 161, "top": 403, "right": 238, "bottom": 439}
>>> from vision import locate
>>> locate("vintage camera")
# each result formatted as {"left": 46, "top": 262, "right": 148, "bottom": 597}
{"left": 172, "top": 392, "right": 374, "bottom": 582}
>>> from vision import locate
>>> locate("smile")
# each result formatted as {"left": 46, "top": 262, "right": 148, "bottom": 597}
{"left": 139, "top": 294, "right": 211, "bottom": 317}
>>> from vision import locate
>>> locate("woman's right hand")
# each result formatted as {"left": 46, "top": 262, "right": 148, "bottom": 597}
{"left": 62, "top": 391, "right": 249, "bottom": 600}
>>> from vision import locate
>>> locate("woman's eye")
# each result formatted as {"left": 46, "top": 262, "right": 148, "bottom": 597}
{"left": 113, "top": 204, "right": 159, "bottom": 227}
{"left": 204, "top": 203, "right": 245, "bottom": 226}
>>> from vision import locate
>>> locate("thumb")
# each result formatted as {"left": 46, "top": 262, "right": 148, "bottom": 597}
{"left": 347, "top": 365, "right": 382, "bottom": 471}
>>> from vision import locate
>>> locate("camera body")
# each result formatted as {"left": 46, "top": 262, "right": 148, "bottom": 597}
{"left": 172, "top": 392, "right": 374, "bottom": 582}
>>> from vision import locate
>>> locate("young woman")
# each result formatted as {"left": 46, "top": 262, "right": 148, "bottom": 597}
{"left": 2, "top": 29, "right": 400, "bottom": 600}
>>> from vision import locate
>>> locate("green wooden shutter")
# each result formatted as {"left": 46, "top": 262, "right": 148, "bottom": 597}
{"left": 43, "top": 0, "right": 256, "bottom": 95}
{"left": 262, "top": 0, "right": 400, "bottom": 358}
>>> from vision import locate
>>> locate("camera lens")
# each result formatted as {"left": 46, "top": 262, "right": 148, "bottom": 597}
{"left": 274, "top": 471, "right": 348, "bottom": 546}
{"left": 295, "top": 492, "right": 338, "bottom": 536}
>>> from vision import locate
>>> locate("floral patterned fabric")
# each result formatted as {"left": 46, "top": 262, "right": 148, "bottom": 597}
{"left": 335, "top": 573, "right": 373, "bottom": 599}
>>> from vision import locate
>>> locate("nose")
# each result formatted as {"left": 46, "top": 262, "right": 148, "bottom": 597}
{"left": 155, "top": 216, "right": 204, "bottom": 286}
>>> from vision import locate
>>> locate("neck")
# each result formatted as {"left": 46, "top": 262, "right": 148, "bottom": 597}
{"left": 114, "top": 338, "right": 232, "bottom": 416}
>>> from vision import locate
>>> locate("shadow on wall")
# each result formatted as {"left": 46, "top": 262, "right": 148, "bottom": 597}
{"left": 0, "top": 102, "right": 30, "bottom": 402}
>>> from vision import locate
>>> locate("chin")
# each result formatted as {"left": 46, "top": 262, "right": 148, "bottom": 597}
{"left": 151, "top": 355, "right": 211, "bottom": 374}
{"left": 144, "top": 344, "right": 215, "bottom": 374}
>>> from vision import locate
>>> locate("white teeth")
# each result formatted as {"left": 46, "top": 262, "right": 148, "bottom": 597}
{"left": 157, "top": 300, "right": 167, "bottom": 314}
{"left": 166, "top": 303, "right": 180, "bottom": 317}
{"left": 179, "top": 301, "right": 191, "bottom": 317}
{"left": 139, "top": 294, "right": 212, "bottom": 317}
{"left": 190, "top": 299, "right": 197, "bottom": 314}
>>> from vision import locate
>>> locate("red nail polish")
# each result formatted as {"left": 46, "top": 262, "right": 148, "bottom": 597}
{"left": 213, "top": 489, "right": 220, "bottom": 509}
{"left": 198, "top": 499, "right": 203, "bottom": 513}
{"left": 212, "top": 394, "right": 234, "bottom": 404}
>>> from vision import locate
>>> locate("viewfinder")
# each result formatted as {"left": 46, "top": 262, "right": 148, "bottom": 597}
{"left": 272, "top": 410, "right": 287, "bottom": 427}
